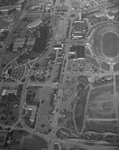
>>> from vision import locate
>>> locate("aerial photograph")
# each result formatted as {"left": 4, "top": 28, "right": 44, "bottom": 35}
{"left": 0, "top": 0, "right": 119, "bottom": 150}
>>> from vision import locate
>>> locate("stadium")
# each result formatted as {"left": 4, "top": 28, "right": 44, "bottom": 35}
{"left": 87, "top": 21, "right": 119, "bottom": 63}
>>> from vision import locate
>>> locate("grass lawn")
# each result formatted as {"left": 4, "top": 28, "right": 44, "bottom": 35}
{"left": 20, "top": 135, "right": 48, "bottom": 150}
{"left": 102, "top": 32, "right": 119, "bottom": 57}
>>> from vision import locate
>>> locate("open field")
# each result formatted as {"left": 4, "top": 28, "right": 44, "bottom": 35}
{"left": 98, "top": 59, "right": 110, "bottom": 71}
{"left": 87, "top": 95, "right": 116, "bottom": 119}
{"left": 84, "top": 120, "right": 118, "bottom": 134}
{"left": 102, "top": 32, "right": 119, "bottom": 57}
{"left": 88, "top": 85, "right": 114, "bottom": 103}
{"left": 35, "top": 86, "right": 55, "bottom": 134}
{"left": 85, "top": 55, "right": 100, "bottom": 69}
{"left": 74, "top": 86, "right": 90, "bottom": 132}
{"left": 20, "top": 134, "right": 48, "bottom": 150}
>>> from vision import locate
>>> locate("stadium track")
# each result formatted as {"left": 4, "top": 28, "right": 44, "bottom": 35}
{"left": 87, "top": 21, "right": 119, "bottom": 64}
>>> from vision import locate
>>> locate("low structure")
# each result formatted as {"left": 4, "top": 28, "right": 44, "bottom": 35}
{"left": 26, "top": 105, "right": 37, "bottom": 123}
{"left": 2, "top": 89, "right": 17, "bottom": 96}
{"left": 13, "top": 38, "right": 26, "bottom": 51}
{"left": 54, "top": 44, "right": 63, "bottom": 50}
{"left": 27, "top": 18, "right": 42, "bottom": 29}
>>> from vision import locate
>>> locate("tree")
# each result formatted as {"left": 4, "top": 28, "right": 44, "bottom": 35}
{"left": 10, "top": 116, "right": 15, "bottom": 121}
{"left": 35, "top": 63, "right": 40, "bottom": 68}
{"left": 30, "top": 75, "right": 35, "bottom": 82}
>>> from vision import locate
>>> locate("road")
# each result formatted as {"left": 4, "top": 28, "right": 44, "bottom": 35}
{"left": 60, "top": 15, "right": 75, "bottom": 85}
{"left": 50, "top": 13, "right": 74, "bottom": 131}
{"left": 50, "top": 88, "right": 63, "bottom": 129}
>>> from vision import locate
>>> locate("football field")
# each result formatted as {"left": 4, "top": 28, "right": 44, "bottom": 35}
{"left": 102, "top": 32, "right": 119, "bottom": 58}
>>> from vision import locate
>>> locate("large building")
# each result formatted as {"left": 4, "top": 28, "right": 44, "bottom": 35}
{"left": 72, "top": 18, "right": 88, "bottom": 39}
{"left": 70, "top": 45, "right": 85, "bottom": 59}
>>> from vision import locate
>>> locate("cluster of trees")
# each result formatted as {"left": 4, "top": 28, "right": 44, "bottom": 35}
{"left": 0, "top": 0, "right": 19, "bottom": 6}
{"left": 0, "top": 30, "right": 9, "bottom": 41}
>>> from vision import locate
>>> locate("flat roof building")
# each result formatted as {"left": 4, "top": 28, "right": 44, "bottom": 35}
{"left": 27, "top": 105, "right": 37, "bottom": 122}
{"left": 54, "top": 44, "right": 63, "bottom": 50}
{"left": 72, "top": 18, "right": 87, "bottom": 40}
{"left": 13, "top": 38, "right": 26, "bottom": 51}
{"left": 77, "top": 46, "right": 85, "bottom": 59}
{"left": 27, "top": 18, "right": 42, "bottom": 29}
{"left": 70, "top": 45, "right": 85, "bottom": 59}
{"left": 73, "top": 20, "right": 87, "bottom": 33}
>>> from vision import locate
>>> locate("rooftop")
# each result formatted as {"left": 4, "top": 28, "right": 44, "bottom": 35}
{"left": 72, "top": 32, "right": 83, "bottom": 38}
{"left": 27, "top": 105, "right": 37, "bottom": 122}
{"left": 70, "top": 45, "right": 85, "bottom": 59}
{"left": 2, "top": 89, "right": 17, "bottom": 96}
{"left": 27, "top": 18, "right": 42, "bottom": 29}
{"left": 13, "top": 38, "right": 26, "bottom": 51}
{"left": 73, "top": 20, "right": 87, "bottom": 33}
